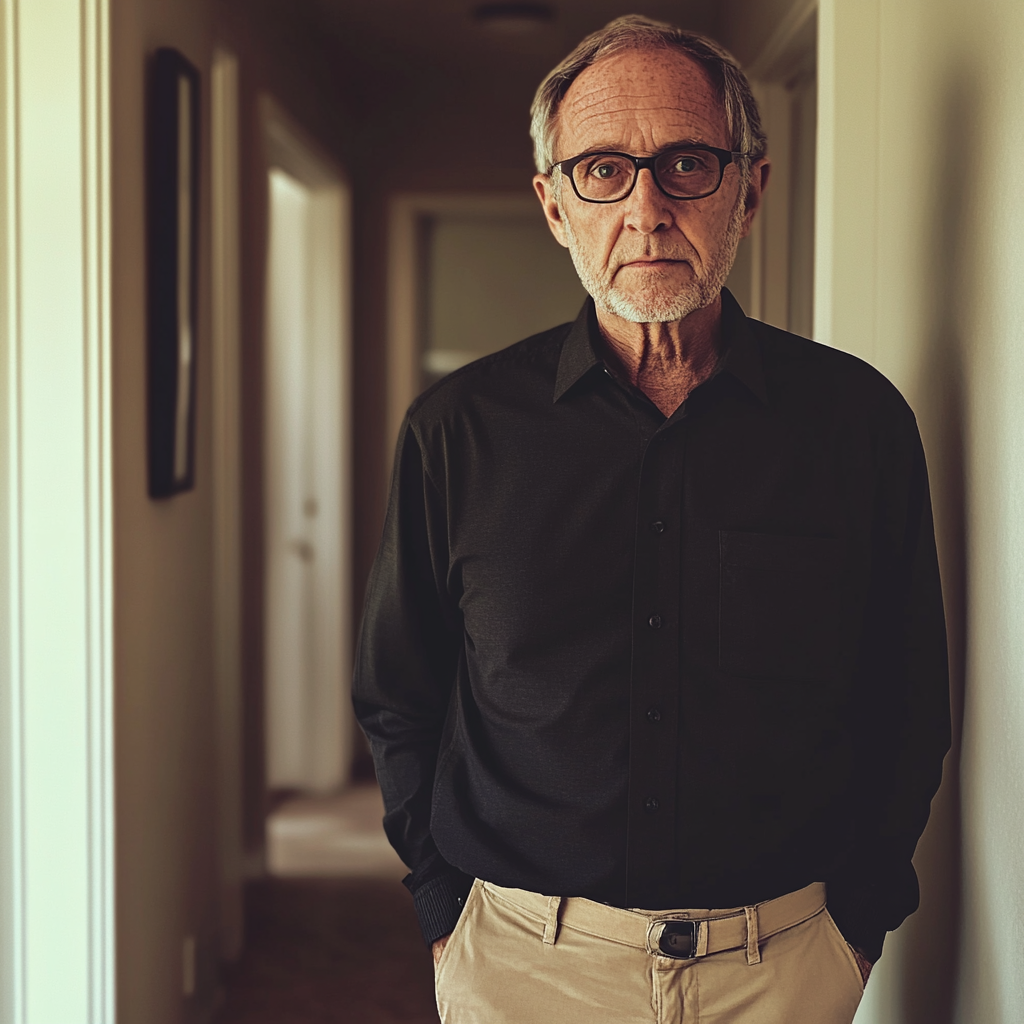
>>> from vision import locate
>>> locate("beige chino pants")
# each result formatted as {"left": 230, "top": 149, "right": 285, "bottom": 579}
{"left": 434, "top": 880, "right": 865, "bottom": 1024}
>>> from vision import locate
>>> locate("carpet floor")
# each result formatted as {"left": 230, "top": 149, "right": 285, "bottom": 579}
{"left": 217, "top": 877, "right": 440, "bottom": 1024}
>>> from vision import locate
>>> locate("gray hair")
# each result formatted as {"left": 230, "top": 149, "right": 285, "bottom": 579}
{"left": 529, "top": 15, "right": 767, "bottom": 176}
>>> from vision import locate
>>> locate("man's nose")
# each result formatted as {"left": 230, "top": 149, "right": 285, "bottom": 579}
{"left": 622, "top": 167, "right": 673, "bottom": 234}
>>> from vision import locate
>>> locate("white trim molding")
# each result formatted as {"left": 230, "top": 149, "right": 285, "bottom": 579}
{"left": 0, "top": 0, "right": 115, "bottom": 1021}
{"left": 211, "top": 47, "right": 245, "bottom": 965}
{"left": 814, "top": 0, "right": 881, "bottom": 358}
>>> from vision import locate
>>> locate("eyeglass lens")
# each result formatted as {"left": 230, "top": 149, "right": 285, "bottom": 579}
{"left": 571, "top": 148, "right": 724, "bottom": 201}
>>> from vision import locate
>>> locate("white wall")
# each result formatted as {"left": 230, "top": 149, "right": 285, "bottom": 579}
{"left": 818, "top": 1, "right": 1024, "bottom": 1021}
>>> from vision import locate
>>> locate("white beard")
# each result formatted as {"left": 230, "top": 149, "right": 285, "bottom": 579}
{"left": 562, "top": 194, "right": 747, "bottom": 324}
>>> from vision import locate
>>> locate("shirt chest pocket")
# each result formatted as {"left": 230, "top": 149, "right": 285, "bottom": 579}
{"left": 718, "top": 531, "right": 841, "bottom": 682}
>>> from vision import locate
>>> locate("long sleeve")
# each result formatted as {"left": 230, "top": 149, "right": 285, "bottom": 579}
{"left": 352, "top": 416, "right": 472, "bottom": 944}
{"left": 827, "top": 410, "right": 952, "bottom": 962}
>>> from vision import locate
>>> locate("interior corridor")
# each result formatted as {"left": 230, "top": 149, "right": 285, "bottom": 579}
{"left": 3, "top": 1, "right": 1024, "bottom": 1023}
{"left": 219, "top": 787, "right": 437, "bottom": 1024}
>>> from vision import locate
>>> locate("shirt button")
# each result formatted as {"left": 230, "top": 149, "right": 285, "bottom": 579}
{"left": 646, "top": 706, "right": 662, "bottom": 723}
{"left": 650, "top": 520, "right": 665, "bottom": 534}
{"left": 644, "top": 797, "right": 660, "bottom": 813}
{"left": 648, "top": 614, "right": 662, "bottom": 629}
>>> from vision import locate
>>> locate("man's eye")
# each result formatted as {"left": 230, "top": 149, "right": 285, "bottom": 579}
{"left": 589, "top": 162, "right": 621, "bottom": 179}
{"left": 673, "top": 157, "right": 699, "bottom": 173}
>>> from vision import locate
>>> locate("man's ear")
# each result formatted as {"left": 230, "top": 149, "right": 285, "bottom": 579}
{"left": 534, "top": 173, "right": 569, "bottom": 248}
{"left": 739, "top": 157, "right": 771, "bottom": 239}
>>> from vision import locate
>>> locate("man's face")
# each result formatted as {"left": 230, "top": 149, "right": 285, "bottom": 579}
{"left": 534, "top": 48, "right": 767, "bottom": 324}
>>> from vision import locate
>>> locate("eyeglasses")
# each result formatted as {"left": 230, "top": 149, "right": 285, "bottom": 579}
{"left": 550, "top": 144, "right": 747, "bottom": 204}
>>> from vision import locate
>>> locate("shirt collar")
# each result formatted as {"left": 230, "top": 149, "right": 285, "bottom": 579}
{"left": 718, "top": 287, "right": 768, "bottom": 406}
{"left": 552, "top": 299, "right": 604, "bottom": 403}
{"left": 553, "top": 288, "right": 768, "bottom": 406}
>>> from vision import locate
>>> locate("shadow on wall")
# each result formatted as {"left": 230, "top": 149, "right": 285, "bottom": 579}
{"left": 898, "top": 63, "right": 978, "bottom": 1024}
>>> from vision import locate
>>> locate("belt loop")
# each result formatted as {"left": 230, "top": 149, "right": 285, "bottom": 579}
{"left": 696, "top": 920, "right": 709, "bottom": 957}
{"left": 744, "top": 906, "right": 761, "bottom": 965}
{"left": 542, "top": 896, "right": 563, "bottom": 945}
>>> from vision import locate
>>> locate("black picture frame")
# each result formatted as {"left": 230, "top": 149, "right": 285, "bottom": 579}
{"left": 147, "top": 48, "right": 200, "bottom": 498}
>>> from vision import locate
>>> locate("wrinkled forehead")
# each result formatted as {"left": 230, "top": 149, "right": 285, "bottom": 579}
{"left": 554, "top": 47, "right": 730, "bottom": 160}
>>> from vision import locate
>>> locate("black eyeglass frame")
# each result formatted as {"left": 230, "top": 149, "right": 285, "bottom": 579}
{"left": 549, "top": 144, "right": 748, "bottom": 204}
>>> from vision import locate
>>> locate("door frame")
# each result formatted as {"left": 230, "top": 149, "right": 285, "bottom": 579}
{"left": 0, "top": 1, "right": 115, "bottom": 1021}
{"left": 211, "top": 46, "right": 245, "bottom": 962}
{"left": 259, "top": 96, "right": 354, "bottom": 796}
{"left": 744, "top": 0, "right": 819, "bottom": 333}
{"left": 385, "top": 192, "right": 540, "bottom": 454}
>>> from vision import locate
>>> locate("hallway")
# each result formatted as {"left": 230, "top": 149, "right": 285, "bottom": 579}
{"left": 218, "top": 878, "right": 437, "bottom": 1024}
{"left": 220, "top": 785, "right": 437, "bottom": 1024}
{"left": 4, "top": 1, "right": 1024, "bottom": 1023}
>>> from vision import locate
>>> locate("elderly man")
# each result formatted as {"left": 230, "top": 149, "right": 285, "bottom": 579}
{"left": 354, "top": 15, "right": 950, "bottom": 1024}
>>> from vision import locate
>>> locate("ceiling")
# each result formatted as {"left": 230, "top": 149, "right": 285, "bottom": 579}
{"left": 310, "top": 0, "right": 720, "bottom": 73}
{"left": 295, "top": 0, "right": 722, "bottom": 174}
{"left": 253, "top": 0, "right": 808, "bottom": 191}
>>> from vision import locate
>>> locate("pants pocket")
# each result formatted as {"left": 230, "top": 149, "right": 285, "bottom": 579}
{"left": 822, "top": 909, "right": 866, "bottom": 995}
{"left": 434, "top": 879, "right": 481, "bottom": 1006}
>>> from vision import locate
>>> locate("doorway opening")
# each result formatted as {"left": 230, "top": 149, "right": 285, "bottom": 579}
{"left": 261, "top": 100, "right": 353, "bottom": 811}
{"left": 386, "top": 194, "right": 586, "bottom": 449}
{"left": 728, "top": 2, "right": 818, "bottom": 337}
{"left": 222, "top": 9, "right": 822, "bottom": 1024}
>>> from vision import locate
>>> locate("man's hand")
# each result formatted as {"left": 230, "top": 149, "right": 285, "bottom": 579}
{"left": 851, "top": 947, "right": 873, "bottom": 986}
{"left": 432, "top": 933, "right": 452, "bottom": 967}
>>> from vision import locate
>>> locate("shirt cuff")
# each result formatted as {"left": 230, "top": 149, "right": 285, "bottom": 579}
{"left": 407, "top": 868, "right": 475, "bottom": 946}
{"left": 827, "top": 905, "right": 888, "bottom": 964}
{"left": 827, "top": 865, "right": 917, "bottom": 963}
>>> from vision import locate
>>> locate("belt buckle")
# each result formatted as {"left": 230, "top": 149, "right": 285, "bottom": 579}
{"left": 651, "top": 919, "right": 698, "bottom": 959}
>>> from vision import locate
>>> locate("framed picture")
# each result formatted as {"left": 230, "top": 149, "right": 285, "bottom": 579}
{"left": 147, "top": 48, "right": 200, "bottom": 498}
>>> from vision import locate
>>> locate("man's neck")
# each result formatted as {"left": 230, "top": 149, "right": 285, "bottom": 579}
{"left": 595, "top": 294, "right": 723, "bottom": 418}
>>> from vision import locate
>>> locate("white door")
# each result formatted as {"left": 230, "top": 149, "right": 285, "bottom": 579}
{"left": 264, "top": 161, "right": 351, "bottom": 794}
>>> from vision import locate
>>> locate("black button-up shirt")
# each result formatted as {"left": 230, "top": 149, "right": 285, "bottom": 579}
{"left": 353, "top": 290, "right": 950, "bottom": 962}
